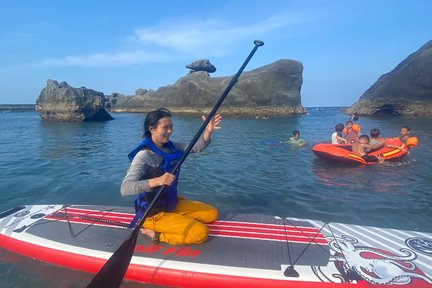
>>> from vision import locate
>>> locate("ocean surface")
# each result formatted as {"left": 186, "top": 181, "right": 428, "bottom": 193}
{"left": 1, "top": 108, "right": 431, "bottom": 287}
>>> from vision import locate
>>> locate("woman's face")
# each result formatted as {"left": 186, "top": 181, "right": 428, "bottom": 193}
{"left": 150, "top": 117, "right": 173, "bottom": 148}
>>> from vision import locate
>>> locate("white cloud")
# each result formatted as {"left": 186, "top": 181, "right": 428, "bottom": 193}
{"left": 41, "top": 50, "right": 172, "bottom": 67}
{"left": 40, "top": 13, "right": 321, "bottom": 67}
{"left": 130, "top": 14, "right": 317, "bottom": 57}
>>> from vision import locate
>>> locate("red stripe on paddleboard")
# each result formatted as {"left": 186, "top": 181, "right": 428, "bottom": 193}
{"left": 44, "top": 215, "right": 327, "bottom": 244}
{"left": 57, "top": 208, "right": 320, "bottom": 232}
{"left": 58, "top": 208, "right": 318, "bottom": 230}
{"left": 45, "top": 215, "right": 130, "bottom": 228}
{"left": 57, "top": 207, "right": 321, "bottom": 232}
{"left": 209, "top": 225, "right": 327, "bottom": 243}
{"left": 47, "top": 207, "right": 327, "bottom": 244}
{"left": 208, "top": 223, "right": 322, "bottom": 235}
{"left": 56, "top": 207, "right": 134, "bottom": 220}
{"left": 209, "top": 230, "right": 327, "bottom": 244}
{"left": 0, "top": 234, "right": 378, "bottom": 288}
{"left": 212, "top": 220, "right": 320, "bottom": 233}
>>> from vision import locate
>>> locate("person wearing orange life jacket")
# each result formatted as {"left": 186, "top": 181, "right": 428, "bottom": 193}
{"left": 398, "top": 126, "right": 418, "bottom": 159}
{"left": 343, "top": 120, "right": 361, "bottom": 144}
{"left": 399, "top": 126, "right": 411, "bottom": 144}
{"left": 399, "top": 126, "right": 418, "bottom": 147}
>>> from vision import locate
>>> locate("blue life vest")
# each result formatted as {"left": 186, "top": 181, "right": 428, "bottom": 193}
{"left": 128, "top": 138, "right": 183, "bottom": 228}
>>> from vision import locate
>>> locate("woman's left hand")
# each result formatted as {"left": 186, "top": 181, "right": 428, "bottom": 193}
{"left": 203, "top": 113, "right": 222, "bottom": 133}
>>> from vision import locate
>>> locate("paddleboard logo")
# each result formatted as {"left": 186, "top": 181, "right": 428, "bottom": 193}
{"left": 313, "top": 235, "right": 432, "bottom": 285}
{"left": 406, "top": 237, "right": 432, "bottom": 256}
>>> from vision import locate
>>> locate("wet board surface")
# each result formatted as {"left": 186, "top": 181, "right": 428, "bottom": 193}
{"left": 1, "top": 205, "right": 431, "bottom": 287}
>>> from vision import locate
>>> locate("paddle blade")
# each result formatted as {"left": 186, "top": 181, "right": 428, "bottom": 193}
{"left": 86, "top": 228, "right": 139, "bottom": 288}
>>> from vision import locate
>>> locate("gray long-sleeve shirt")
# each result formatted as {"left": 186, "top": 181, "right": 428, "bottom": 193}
{"left": 120, "top": 135, "right": 211, "bottom": 197}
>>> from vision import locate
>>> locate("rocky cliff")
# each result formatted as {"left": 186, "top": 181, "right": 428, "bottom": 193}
{"left": 108, "top": 59, "right": 305, "bottom": 116}
{"left": 36, "top": 80, "right": 114, "bottom": 121}
{"left": 347, "top": 39, "right": 432, "bottom": 116}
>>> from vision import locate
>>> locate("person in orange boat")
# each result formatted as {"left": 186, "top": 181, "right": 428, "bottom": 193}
{"left": 352, "top": 135, "right": 385, "bottom": 163}
{"left": 343, "top": 120, "right": 360, "bottom": 144}
{"left": 369, "top": 128, "right": 384, "bottom": 145}
{"left": 368, "top": 129, "right": 403, "bottom": 152}
{"left": 331, "top": 123, "right": 348, "bottom": 144}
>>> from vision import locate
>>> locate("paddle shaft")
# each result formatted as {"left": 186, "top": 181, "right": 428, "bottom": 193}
{"left": 87, "top": 39, "right": 264, "bottom": 288}
{"left": 170, "top": 39, "right": 264, "bottom": 177}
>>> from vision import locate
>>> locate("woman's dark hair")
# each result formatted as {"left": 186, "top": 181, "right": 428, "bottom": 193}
{"left": 335, "top": 123, "right": 344, "bottom": 137}
{"left": 143, "top": 108, "right": 172, "bottom": 138}
{"left": 335, "top": 123, "right": 344, "bottom": 132}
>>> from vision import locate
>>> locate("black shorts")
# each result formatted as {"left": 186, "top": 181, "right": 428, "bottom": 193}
{"left": 361, "top": 154, "right": 379, "bottom": 163}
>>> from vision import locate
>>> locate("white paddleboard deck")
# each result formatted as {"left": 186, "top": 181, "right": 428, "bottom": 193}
{"left": 0, "top": 205, "right": 431, "bottom": 287}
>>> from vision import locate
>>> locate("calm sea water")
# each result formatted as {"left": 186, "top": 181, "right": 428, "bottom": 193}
{"left": 1, "top": 108, "right": 431, "bottom": 287}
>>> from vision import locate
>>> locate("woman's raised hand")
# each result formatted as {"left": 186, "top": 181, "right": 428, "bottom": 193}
{"left": 203, "top": 113, "right": 222, "bottom": 133}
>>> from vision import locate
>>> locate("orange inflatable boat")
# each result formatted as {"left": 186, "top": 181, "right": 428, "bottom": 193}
{"left": 312, "top": 138, "right": 409, "bottom": 165}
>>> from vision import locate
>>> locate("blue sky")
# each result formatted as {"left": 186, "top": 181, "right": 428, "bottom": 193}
{"left": 0, "top": 0, "right": 431, "bottom": 107}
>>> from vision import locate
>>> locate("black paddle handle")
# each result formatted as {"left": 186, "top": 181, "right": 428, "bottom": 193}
{"left": 135, "top": 40, "right": 264, "bottom": 229}
{"left": 86, "top": 40, "right": 264, "bottom": 288}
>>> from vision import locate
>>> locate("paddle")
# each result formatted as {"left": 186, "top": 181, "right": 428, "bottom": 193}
{"left": 86, "top": 39, "right": 264, "bottom": 288}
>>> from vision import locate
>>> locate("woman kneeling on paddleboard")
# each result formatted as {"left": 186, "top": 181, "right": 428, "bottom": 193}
{"left": 121, "top": 108, "right": 221, "bottom": 245}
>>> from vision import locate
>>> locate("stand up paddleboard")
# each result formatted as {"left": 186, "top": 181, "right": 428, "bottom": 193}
{"left": 1, "top": 205, "right": 431, "bottom": 287}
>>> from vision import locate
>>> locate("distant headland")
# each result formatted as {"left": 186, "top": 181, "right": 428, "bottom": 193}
{"left": 0, "top": 104, "right": 35, "bottom": 112}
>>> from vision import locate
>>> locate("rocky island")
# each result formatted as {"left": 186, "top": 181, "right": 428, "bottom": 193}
{"left": 107, "top": 59, "right": 305, "bottom": 117}
{"left": 36, "top": 80, "right": 113, "bottom": 121}
{"left": 347, "top": 39, "right": 432, "bottom": 116}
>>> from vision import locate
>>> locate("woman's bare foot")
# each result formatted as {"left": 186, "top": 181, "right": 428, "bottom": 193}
{"left": 141, "top": 228, "right": 155, "bottom": 239}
